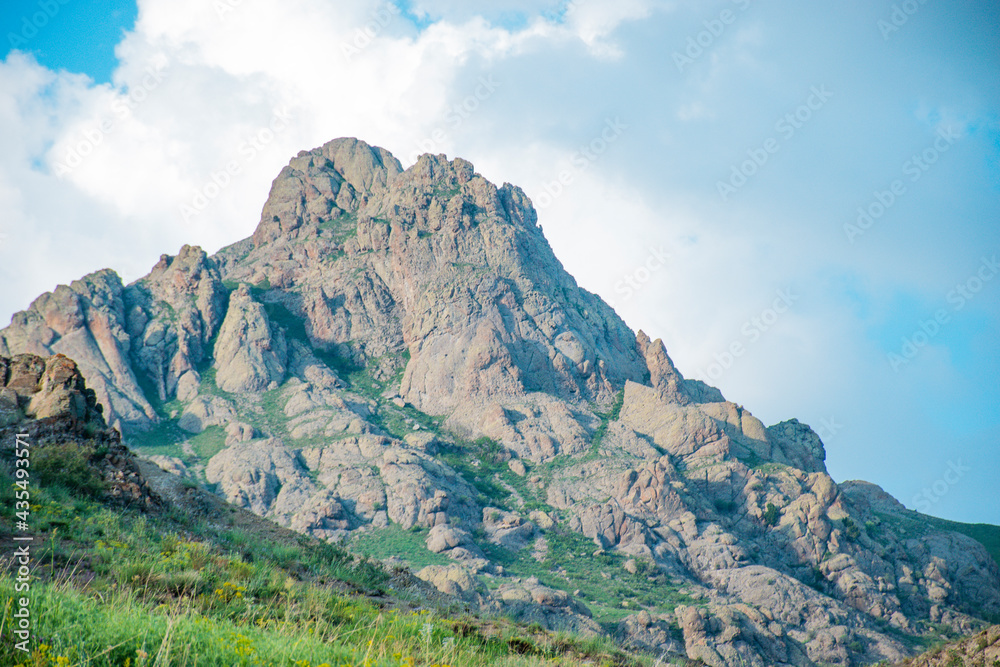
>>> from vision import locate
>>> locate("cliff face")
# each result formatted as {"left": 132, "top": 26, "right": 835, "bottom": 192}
{"left": 3, "top": 138, "right": 998, "bottom": 666}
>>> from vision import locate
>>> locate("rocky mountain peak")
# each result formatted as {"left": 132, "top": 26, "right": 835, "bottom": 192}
{"left": 2, "top": 138, "right": 998, "bottom": 667}
{"left": 251, "top": 137, "right": 403, "bottom": 248}
{"left": 224, "top": 139, "right": 650, "bottom": 428}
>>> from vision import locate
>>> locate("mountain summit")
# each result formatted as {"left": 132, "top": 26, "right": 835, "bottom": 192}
{"left": 3, "top": 138, "right": 998, "bottom": 666}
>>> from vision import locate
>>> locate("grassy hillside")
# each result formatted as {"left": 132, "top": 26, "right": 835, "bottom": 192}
{"left": 0, "top": 446, "right": 652, "bottom": 667}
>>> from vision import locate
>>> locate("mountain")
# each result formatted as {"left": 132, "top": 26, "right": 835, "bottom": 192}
{"left": 2, "top": 137, "right": 998, "bottom": 666}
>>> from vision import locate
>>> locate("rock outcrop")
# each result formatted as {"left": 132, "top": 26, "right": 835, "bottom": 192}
{"left": 3, "top": 138, "right": 998, "bottom": 666}
{"left": 0, "top": 354, "right": 158, "bottom": 509}
{"left": 213, "top": 285, "right": 287, "bottom": 393}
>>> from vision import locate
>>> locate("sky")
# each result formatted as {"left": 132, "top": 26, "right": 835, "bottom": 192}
{"left": 1, "top": 0, "right": 998, "bottom": 523}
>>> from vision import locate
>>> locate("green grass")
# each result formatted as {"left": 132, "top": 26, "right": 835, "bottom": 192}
{"left": 435, "top": 438, "right": 545, "bottom": 512}
{"left": 130, "top": 419, "right": 189, "bottom": 459}
{"left": 479, "top": 530, "right": 699, "bottom": 627}
{"left": 2, "top": 569, "right": 622, "bottom": 667}
{"left": 434, "top": 185, "right": 462, "bottom": 200}
{"left": 317, "top": 211, "right": 359, "bottom": 243}
{"left": 197, "top": 367, "right": 235, "bottom": 402}
{"left": 351, "top": 525, "right": 453, "bottom": 570}
{"left": 588, "top": 390, "right": 624, "bottom": 456}
{"left": 189, "top": 425, "right": 228, "bottom": 460}
{"left": 129, "top": 419, "right": 227, "bottom": 465}
{"left": 257, "top": 381, "right": 292, "bottom": 439}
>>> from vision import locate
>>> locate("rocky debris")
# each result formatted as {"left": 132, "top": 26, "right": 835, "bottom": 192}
{"left": 280, "top": 377, "right": 371, "bottom": 439}
{"left": 635, "top": 331, "right": 690, "bottom": 405}
{"left": 766, "top": 419, "right": 827, "bottom": 474}
{"left": 225, "top": 421, "right": 257, "bottom": 445}
{"left": 675, "top": 604, "right": 797, "bottom": 667}
{"left": 126, "top": 245, "right": 228, "bottom": 405}
{"left": 495, "top": 577, "right": 602, "bottom": 635}
{"left": 426, "top": 523, "right": 474, "bottom": 553}
{"left": 482, "top": 507, "right": 537, "bottom": 550}
{"left": 617, "top": 610, "right": 686, "bottom": 656}
{"left": 470, "top": 395, "right": 593, "bottom": 461}
{"left": 146, "top": 454, "right": 189, "bottom": 478}
{"left": 178, "top": 395, "right": 237, "bottom": 433}
{"left": 251, "top": 138, "right": 403, "bottom": 249}
{"left": 529, "top": 510, "right": 556, "bottom": 530}
{"left": 568, "top": 500, "right": 652, "bottom": 554}
{"left": 508, "top": 458, "right": 527, "bottom": 476}
{"left": 618, "top": 381, "right": 727, "bottom": 461}
{"left": 299, "top": 435, "right": 480, "bottom": 529}
{"left": 1, "top": 353, "right": 103, "bottom": 426}
{"left": 416, "top": 564, "right": 483, "bottom": 601}
{"left": 288, "top": 489, "right": 355, "bottom": 542}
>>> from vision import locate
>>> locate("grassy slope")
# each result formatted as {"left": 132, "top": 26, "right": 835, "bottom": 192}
{"left": 0, "top": 444, "right": 650, "bottom": 667}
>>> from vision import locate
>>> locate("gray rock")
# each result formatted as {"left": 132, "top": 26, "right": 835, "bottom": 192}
{"left": 213, "top": 285, "right": 287, "bottom": 393}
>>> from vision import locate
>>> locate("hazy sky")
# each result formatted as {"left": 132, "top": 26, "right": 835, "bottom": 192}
{"left": 2, "top": 0, "right": 998, "bottom": 523}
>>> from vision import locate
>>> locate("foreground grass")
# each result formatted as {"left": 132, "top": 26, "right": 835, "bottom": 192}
{"left": 1, "top": 576, "right": 603, "bottom": 667}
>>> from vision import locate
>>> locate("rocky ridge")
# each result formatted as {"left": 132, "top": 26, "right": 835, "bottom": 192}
{"left": 2, "top": 138, "right": 999, "bottom": 666}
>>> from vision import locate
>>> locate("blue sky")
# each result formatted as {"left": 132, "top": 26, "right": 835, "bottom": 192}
{"left": 1, "top": 0, "right": 998, "bottom": 523}
{"left": 2, "top": 0, "right": 136, "bottom": 83}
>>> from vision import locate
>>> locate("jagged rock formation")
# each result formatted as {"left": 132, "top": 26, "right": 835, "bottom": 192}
{"left": 0, "top": 354, "right": 158, "bottom": 508}
{"left": 2, "top": 138, "right": 999, "bottom": 666}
